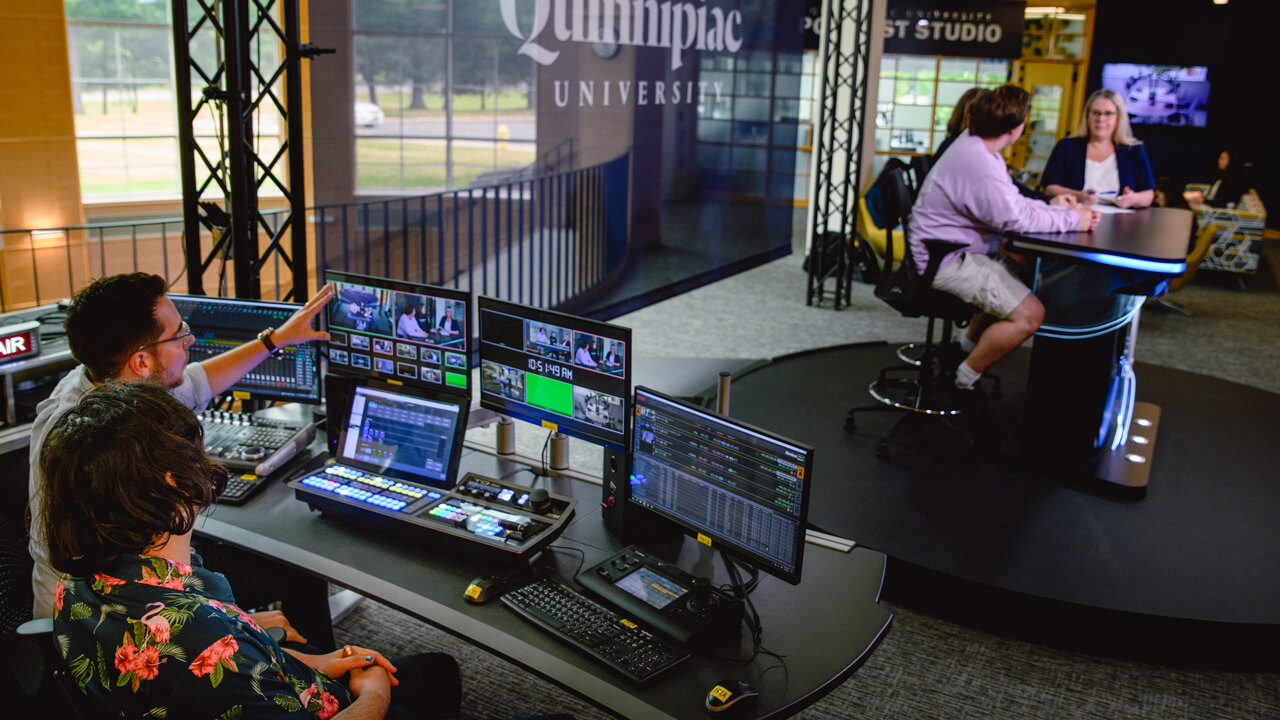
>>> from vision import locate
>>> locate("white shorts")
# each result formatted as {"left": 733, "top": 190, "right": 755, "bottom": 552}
{"left": 932, "top": 253, "right": 1031, "bottom": 319}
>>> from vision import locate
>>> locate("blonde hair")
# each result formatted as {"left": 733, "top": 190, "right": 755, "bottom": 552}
{"left": 1072, "top": 88, "right": 1141, "bottom": 146}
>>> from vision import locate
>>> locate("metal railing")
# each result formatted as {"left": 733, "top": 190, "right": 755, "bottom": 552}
{"left": 0, "top": 153, "right": 629, "bottom": 315}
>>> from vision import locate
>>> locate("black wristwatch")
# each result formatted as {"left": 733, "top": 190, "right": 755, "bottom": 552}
{"left": 258, "top": 327, "right": 279, "bottom": 355}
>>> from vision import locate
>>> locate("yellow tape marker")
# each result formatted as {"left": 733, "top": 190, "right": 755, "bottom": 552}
{"left": 465, "top": 584, "right": 482, "bottom": 600}
{"left": 711, "top": 685, "right": 732, "bottom": 702}
{"left": 232, "top": 390, "right": 250, "bottom": 400}
{"left": 619, "top": 619, "right": 637, "bottom": 629}
{"left": 697, "top": 533, "right": 712, "bottom": 547}
{"left": 541, "top": 420, "right": 558, "bottom": 431}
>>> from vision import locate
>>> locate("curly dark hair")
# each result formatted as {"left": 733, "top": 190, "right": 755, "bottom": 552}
{"left": 967, "top": 84, "right": 1032, "bottom": 140}
{"left": 39, "top": 381, "right": 228, "bottom": 577}
{"left": 65, "top": 273, "right": 168, "bottom": 381}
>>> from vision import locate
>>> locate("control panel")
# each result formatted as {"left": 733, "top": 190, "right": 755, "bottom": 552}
{"left": 576, "top": 545, "right": 744, "bottom": 647}
{"left": 290, "top": 468, "right": 576, "bottom": 564}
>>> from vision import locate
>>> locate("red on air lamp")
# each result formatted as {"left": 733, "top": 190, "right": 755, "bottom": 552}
{"left": 0, "top": 321, "right": 41, "bottom": 364}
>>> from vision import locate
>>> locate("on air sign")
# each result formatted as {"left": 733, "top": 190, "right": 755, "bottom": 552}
{"left": 884, "top": 0, "right": 1025, "bottom": 59}
{"left": 0, "top": 321, "right": 41, "bottom": 364}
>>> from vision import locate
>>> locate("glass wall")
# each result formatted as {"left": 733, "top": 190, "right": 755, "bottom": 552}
{"left": 873, "top": 54, "right": 1011, "bottom": 178}
{"left": 66, "top": 1, "right": 176, "bottom": 198}
{"left": 353, "top": 0, "right": 537, "bottom": 193}
{"left": 65, "top": 0, "right": 282, "bottom": 201}
{"left": 695, "top": 48, "right": 805, "bottom": 202}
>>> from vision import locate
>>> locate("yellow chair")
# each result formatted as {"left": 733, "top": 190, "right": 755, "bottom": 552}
{"left": 855, "top": 193, "right": 905, "bottom": 264}
{"left": 1148, "top": 221, "right": 1214, "bottom": 316}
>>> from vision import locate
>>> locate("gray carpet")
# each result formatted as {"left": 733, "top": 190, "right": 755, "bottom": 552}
{"left": 336, "top": 236, "right": 1280, "bottom": 719}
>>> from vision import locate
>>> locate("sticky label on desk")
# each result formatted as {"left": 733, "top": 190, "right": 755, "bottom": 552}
{"left": 697, "top": 533, "right": 712, "bottom": 547}
{"left": 710, "top": 685, "right": 732, "bottom": 702}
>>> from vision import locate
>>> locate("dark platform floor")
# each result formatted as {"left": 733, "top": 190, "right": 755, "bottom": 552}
{"left": 725, "top": 342, "right": 1280, "bottom": 627}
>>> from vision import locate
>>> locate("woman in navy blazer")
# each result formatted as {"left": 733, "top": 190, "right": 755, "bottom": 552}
{"left": 1041, "top": 89, "right": 1155, "bottom": 209}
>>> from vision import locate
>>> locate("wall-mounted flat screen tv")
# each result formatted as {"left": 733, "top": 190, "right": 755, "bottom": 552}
{"left": 1100, "top": 64, "right": 1210, "bottom": 128}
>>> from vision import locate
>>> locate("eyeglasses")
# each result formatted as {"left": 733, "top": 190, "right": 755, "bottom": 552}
{"left": 137, "top": 321, "right": 192, "bottom": 351}
{"left": 1089, "top": 110, "right": 1118, "bottom": 118}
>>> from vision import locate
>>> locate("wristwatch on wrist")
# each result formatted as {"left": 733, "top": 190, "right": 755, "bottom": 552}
{"left": 258, "top": 327, "right": 279, "bottom": 355}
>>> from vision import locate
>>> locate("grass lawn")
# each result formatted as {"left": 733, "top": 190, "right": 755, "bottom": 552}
{"left": 357, "top": 139, "right": 535, "bottom": 190}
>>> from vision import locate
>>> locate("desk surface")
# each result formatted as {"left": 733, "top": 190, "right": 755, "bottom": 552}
{"left": 196, "top": 450, "right": 892, "bottom": 720}
{"left": 1007, "top": 206, "right": 1193, "bottom": 269}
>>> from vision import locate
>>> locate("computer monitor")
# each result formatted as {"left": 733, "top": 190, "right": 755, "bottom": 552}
{"left": 337, "top": 379, "right": 469, "bottom": 491}
{"left": 170, "top": 294, "right": 321, "bottom": 403}
{"left": 325, "top": 271, "right": 470, "bottom": 393}
{"left": 478, "top": 297, "right": 631, "bottom": 451}
{"left": 627, "top": 386, "right": 813, "bottom": 585}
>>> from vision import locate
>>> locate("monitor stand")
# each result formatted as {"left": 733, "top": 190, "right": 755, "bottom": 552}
{"left": 576, "top": 544, "right": 744, "bottom": 648}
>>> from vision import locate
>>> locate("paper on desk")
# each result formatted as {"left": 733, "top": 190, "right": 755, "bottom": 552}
{"left": 1092, "top": 204, "right": 1134, "bottom": 214}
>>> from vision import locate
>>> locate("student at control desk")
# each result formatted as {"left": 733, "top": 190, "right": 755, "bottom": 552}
{"left": 1040, "top": 88, "right": 1155, "bottom": 209}
{"left": 910, "top": 85, "right": 1098, "bottom": 392}
{"left": 27, "top": 273, "right": 335, "bottom": 646}
{"left": 40, "top": 382, "right": 465, "bottom": 720}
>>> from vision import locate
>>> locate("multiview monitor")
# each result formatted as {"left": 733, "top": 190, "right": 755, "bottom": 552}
{"left": 170, "top": 294, "right": 321, "bottom": 404}
{"left": 478, "top": 297, "right": 631, "bottom": 451}
{"left": 324, "top": 271, "right": 470, "bottom": 393}
{"left": 627, "top": 386, "right": 813, "bottom": 585}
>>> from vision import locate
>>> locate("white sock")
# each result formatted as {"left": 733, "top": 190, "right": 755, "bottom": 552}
{"left": 955, "top": 361, "right": 981, "bottom": 390}
{"left": 959, "top": 333, "right": 975, "bottom": 353}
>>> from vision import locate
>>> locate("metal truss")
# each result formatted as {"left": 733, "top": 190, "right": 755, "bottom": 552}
{"left": 172, "top": 0, "right": 313, "bottom": 300}
{"left": 808, "top": 0, "right": 873, "bottom": 310}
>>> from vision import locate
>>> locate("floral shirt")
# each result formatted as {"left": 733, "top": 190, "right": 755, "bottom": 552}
{"left": 54, "top": 553, "right": 353, "bottom": 719}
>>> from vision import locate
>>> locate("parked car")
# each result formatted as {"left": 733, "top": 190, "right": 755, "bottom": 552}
{"left": 355, "top": 101, "right": 384, "bottom": 127}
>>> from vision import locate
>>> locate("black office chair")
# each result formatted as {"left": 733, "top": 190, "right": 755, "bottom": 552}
{"left": 907, "top": 154, "right": 932, "bottom": 197}
{"left": 845, "top": 167, "right": 989, "bottom": 458}
{"left": 1, "top": 515, "right": 100, "bottom": 718}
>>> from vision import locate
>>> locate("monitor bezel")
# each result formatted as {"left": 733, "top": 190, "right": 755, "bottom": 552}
{"left": 477, "top": 296, "right": 632, "bottom": 452}
{"left": 335, "top": 377, "right": 471, "bottom": 491}
{"left": 324, "top": 270, "right": 471, "bottom": 396}
{"left": 627, "top": 385, "right": 814, "bottom": 586}
{"left": 169, "top": 293, "right": 322, "bottom": 404}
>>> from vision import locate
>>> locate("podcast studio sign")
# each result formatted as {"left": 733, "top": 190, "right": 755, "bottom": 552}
{"left": 501, "top": 0, "right": 747, "bottom": 109}
{"left": 884, "top": 0, "right": 1025, "bottom": 59}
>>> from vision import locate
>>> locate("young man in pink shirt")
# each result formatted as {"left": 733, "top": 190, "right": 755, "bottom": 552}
{"left": 908, "top": 85, "right": 1099, "bottom": 390}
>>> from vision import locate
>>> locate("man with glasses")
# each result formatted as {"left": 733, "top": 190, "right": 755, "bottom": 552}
{"left": 27, "top": 272, "right": 333, "bottom": 627}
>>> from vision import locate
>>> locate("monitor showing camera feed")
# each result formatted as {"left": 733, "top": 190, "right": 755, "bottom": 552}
{"left": 478, "top": 297, "right": 630, "bottom": 450}
{"left": 337, "top": 380, "right": 468, "bottom": 490}
{"left": 1100, "top": 63, "right": 1210, "bottom": 127}
{"left": 325, "top": 271, "right": 469, "bottom": 393}
{"left": 628, "top": 386, "right": 813, "bottom": 585}
{"left": 170, "top": 294, "right": 320, "bottom": 403}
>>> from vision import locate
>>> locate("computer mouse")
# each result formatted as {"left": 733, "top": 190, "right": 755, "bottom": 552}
{"left": 463, "top": 576, "right": 500, "bottom": 604}
{"left": 705, "top": 679, "right": 758, "bottom": 714}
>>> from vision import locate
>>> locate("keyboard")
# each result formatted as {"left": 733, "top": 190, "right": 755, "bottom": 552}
{"left": 218, "top": 473, "right": 267, "bottom": 506}
{"left": 501, "top": 574, "right": 689, "bottom": 684}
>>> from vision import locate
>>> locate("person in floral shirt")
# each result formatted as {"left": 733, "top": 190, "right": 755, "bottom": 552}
{"left": 40, "top": 382, "right": 462, "bottom": 720}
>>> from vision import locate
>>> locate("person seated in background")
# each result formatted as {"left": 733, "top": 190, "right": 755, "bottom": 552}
{"left": 397, "top": 303, "right": 430, "bottom": 340}
{"left": 932, "top": 87, "right": 1047, "bottom": 201}
{"left": 1040, "top": 88, "right": 1155, "bottom": 209}
{"left": 910, "top": 85, "right": 1097, "bottom": 393}
{"left": 1155, "top": 176, "right": 1192, "bottom": 210}
{"left": 1185, "top": 149, "right": 1248, "bottom": 209}
{"left": 41, "top": 382, "right": 463, "bottom": 720}
{"left": 931, "top": 87, "right": 985, "bottom": 164}
{"left": 574, "top": 339, "right": 598, "bottom": 368}
{"left": 27, "top": 273, "right": 336, "bottom": 649}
